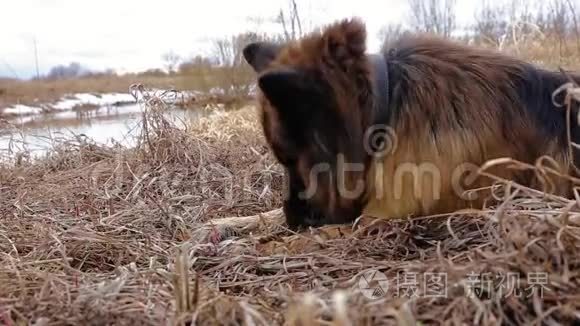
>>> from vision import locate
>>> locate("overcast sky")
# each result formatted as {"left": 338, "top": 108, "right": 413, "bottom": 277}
{"left": 1, "top": 0, "right": 484, "bottom": 79}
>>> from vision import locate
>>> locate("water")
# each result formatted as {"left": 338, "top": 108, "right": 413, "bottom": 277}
{"left": 0, "top": 103, "right": 206, "bottom": 159}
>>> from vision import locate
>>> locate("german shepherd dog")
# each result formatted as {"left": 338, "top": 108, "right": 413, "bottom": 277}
{"left": 242, "top": 18, "right": 580, "bottom": 231}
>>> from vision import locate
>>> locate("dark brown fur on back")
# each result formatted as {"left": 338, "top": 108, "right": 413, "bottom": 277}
{"left": 243, "top": 18, "right": 580, "bottom": 230}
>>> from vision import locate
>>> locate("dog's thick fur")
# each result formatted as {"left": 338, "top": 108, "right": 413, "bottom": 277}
{"left": 243, "top": 18, "right": 580, "bottom": 230}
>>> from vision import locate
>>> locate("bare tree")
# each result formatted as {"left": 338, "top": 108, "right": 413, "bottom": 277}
{"left": 378, "top": 24, "right": 412, "bottom": 50}
{"left": 472, "top": 0, "right": 549, "bottom": 50}
{"left": 474, "top": 0, "right": 507, "bottom": 47}
{"left": 214, "top": 33, "right": 261, "bottom": 68}
{"left": 565, "top": 0, "right": 580, "bottom": 52}
{"left": 469, "top": 0, "right": 580, "bottom": 60}
{"left": 212, "top": 32, "right": 279, "bottom": 96}
{"left": 277, "top": 0, "right": 304, "bottom": 41}
{"left": 162, "top": 51, "right": 181, "bottom": 74}
{"left": 408, "top": 0, "right": 457, "bottom": 38}
{"left": 46, "top": 62, "right": 89, "bottom": 80}
{"left": 178, "top": 55, "right": 212, "bottom": 74}
{"left": 541, "top": 0, "right": 575, "bottom": 56}
{"left": 547, "top": 0, "right": 580, "bottom": 55}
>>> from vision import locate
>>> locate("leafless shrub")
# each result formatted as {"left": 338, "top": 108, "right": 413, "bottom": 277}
{"left": 45, "top": 62, "right": 91, "bottom": 80}
{"left": 212, "top": 32, "right": 282, "bottom": 99}
{"left": 162, "top": 51, "right": 182, "bottom": 74}
{"left": 277, "top": 0, "right": 304, "bottom": 41}
{"left": 378, "top": 23, "right": 413, "bottom": 51}
{"left": 407, "top": 0, "right": 457, "bottom": 38}
{"left": 465, "top": 0, "right": 580, "bottom": 68}
{"left": 473, "top": 0, "right": 510, "bottom": 47}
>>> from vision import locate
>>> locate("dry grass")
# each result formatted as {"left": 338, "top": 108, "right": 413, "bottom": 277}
{"left": 473, "top": 34, "right": 580, "bottom": 71}
{"left": 0, "top": 75, "right": 172, "bottom": 109}
{"left": 0, "top": 67, "right": 254, "bottom": 111}
{"left": 1, "top": 87, "right": 580, "bottom": 325}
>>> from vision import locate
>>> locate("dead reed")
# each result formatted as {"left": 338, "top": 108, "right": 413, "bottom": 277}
{"left": 1, "top": 85, "right": 580, "bottom": 325}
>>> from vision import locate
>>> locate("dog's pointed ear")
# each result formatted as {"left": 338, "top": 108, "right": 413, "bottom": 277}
{"left": 243, "top": 42, "right": 282, "bottom": 73}
{"left": 258, "top": 68, "right": 311, "bottom": 108}
{"left": 322, "top": 18, "right": 367, "bottom": 71}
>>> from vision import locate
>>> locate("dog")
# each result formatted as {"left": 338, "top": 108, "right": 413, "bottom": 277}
{"left": 242, "top": 17, "right": 580, "bottom": 231}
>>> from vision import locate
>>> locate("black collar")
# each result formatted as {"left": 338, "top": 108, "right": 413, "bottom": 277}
{"left": 368, "top": 53, "right": 390, "bottom": 116}
{"left": 364, "top": 53, "right": 392, "bottom": 157}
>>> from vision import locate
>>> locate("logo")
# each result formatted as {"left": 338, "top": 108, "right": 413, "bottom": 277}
{"left": 358, "top": 269, "right": 389, "bottom": 300}
{"left": 363, "top": 124, "right": 397, "bottom": 158}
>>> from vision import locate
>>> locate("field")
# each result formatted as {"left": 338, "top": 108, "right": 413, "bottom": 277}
{"left": 0, "top": 65, "right": 254, "bottom": 115}
{"left": 5, "top": 0, "right": 580, "bottom": 322}
{"left": 1, "top": 86, "right": 580, "bottom": 325}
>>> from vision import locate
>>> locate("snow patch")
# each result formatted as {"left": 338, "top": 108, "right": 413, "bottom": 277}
{"left": 3, "top": 104, "right": 43, "bottom": 116}
{"left": 2, "top": 88, "right": 199, "bottom": 123}
{"left": 131, "top": 88, "right": 197, "bottom": 105}
{"left": 52, "top": 92, "right": 136, "bottom": 111}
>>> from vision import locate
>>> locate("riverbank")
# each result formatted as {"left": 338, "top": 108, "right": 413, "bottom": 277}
{"left": 0, "top": 83, "right": 256, "bottom": 161}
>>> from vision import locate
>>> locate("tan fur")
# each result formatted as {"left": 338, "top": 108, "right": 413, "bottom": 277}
{"left": 359, "top": 35, "right": 574, "bottom": 219}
